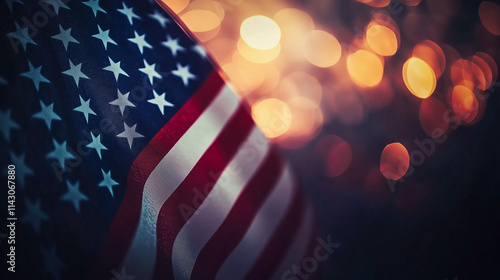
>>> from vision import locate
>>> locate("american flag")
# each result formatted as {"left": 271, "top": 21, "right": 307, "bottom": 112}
{"left": 0, "top": 0, "right": 322, "bottom": 279}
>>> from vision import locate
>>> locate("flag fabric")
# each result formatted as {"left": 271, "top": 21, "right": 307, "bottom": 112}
{"left": 0, "top": 0, "right": 319, "bottom": 279}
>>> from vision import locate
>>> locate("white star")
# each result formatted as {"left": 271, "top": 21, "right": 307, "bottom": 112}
{"left": 73, "top": 95, "right": 96, "bottom": 123}
{"left": 172, "top": 63, "right": 196, "bottom": 86}
{"left": 109, "top": 89, "right": 135, "bottom": 116}
{"left": 61, "top": 180, "right": 88, "bottom": 213}
{"left": 0, "top": 109, "right": 20, "bottom": 141}
{"left": 149, "top": 10, "right": 170, "bottom": 28}
{"left": 33, "top": 100, "right": 61, "bottom": 130}
{"left": 5, "top": 0, "right": 23, "bottom": 12}
{"left": 10, "top": 152, "right": 33, "bottom": 188}
{"left": 117, "top": 122, "right": 143, "bottom": 149}
{"left": 192, "top": 44, "right": 207, "bottom": 59}
{"left": 148, "top": 90, "right": 174, "bottom": 115}
{"left": 118, "top": 2, "right": 140, "bottom": 25}
{"left": 21, "top": 198, "right": 49, "bottom": 234}
{"left": 128, "top": 31, "right": 152, "bottom": 55}
{"left": 92, "top": 25, "right": 117, "bottom": 50}
{"left": 20, "top": 61, "right": 50, "bottom": 91}
{"left": 139, "top": 59, "right": 161, "bottom": 85}
{"left": 46, "top": 139, "right": 76, "bottom": 169}
{"left": 104, "top": 57, "right": 129, "bottom": 81}
{"left": 41, "top": 247, "right": 64, "bottom": 280}
{"left": 82, "top": 0, "right": 106, "bottom": 17}
{"left": 62, "top": 59, "right": 89, "bottom": 87}
{"left": 99, "top": 169, "right": 119, "bottom": 197}
{"left": 7, "top": 22, "right": 36, "bottom": 51}
{"left": 86, "top": 132, "right": 107, "bottom": 159}
{"left": 51, "top": 24, "right": 79, "bottom": 50}
{"left": 161, "top": 35, "right": 185, "bottom": 57}
{"left": 41, "top": 0, "right": 70, "bottom": 15}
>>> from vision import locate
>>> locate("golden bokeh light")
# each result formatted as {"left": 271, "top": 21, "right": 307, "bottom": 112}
{"left": 451, "top": 85, "right": 479, "bottom": 123}
{"left": 357, "top": 0, "right": 391, "bottom": 8}
{"left": 479, "top": 1, "right": 500, "bottom": 36}
{"left": 273, "top": 8, "right": 315, "bottom": 39}
{"left": 475, "top": 52, "right": 498, "bottom": 84}
{"left": 251, "top": 98, "right": 292, "bottom": 139}
{"left": 366, "top": 24, "right": 399, "bottom": 56}
{"left": 402, "top": 57, "right": 437, "bottom": 99}
{"left": 412, "top": 40, "right": 446, "bottom": 78}
{"left": 240, "top": 16, "right": 281, "bottom": 50}
{"left": 280, "top": 72, "right": 323, "bottom": 104}
{"left": 380, "top": 143, "right": 410, "bottom": 181}
{"left": 237, "top": 38, "right": 281, "bottom": 64}
{"left": 316, "top": 135, "right": 352, "bottom": 177}
{"left": 181, "top": 10, "right": 221, "bottom": 32}
{"left": 472, "top": 55, "right": 493, "bottom": 90}
{"left": 419, "top": 97, "right": 449, "bottom": 138}
{"left": 450, "top": 59, "right": 476, "bottom": 90}
{"left": 347, "top": 50, "right": 384, "bottom": 88}
{"left": 221, "top": 53, "right": 266, "bottom": 95}
{"left": 301, "top": 30, "right": 342, "bottom": 68}
{"left": 162, "top": 0, "right": 189, "bottom": 14}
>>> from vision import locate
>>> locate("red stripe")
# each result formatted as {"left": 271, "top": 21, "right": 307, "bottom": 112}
{"left": 89, "top": 72, "right": 224, "bottom": 280}
{"left": 152, "top": 105, "right": 255, "bottom": 280}
{"left": 244, "top": 187, "right": 305, "bottom": 280}
{"left": 190, "top": 148, "right": 285, "bottom": 280}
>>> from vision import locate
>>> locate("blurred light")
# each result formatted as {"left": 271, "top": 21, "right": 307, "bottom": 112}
{"left": 251, "top": 98, "right": 292, "bottom": 138}
{"left": 316, "top": 135, "right": 352, "bottom": 177}
{"left": 279, "top": 97, "right": 323, "bottom": 149}
{"left": 301, "top": 30, "right": 342, "bottom": 68}
{"left": 475, "top": 52, "right": 498, "bottom": 84}
{"left": 380, "top": 143, "right": 410, "bottom": 181}
{"left": 237, "top": 38, "right": 281, "bottom": 64}
{"left": 479, "top": 1, "right": 500, "bottom": 36}
{"left": 357, "top": 0, "right": 391, "bottom": 8}
{"left": 402, "top": 57, "right": 436, "bottom": 99}
{"left": 273, "top": 8, "right": 315, "bottom": 39}
{"left": 366, "top": 24, "right": 399, "bottom": 56}
{"left": 280, "top": 72, "right": 323, "bottom": 104}
{"left": 472, "top": 54, "right": 493, "bottom": 90}
{"left": 419, "top": 97, "right": 449, "bottom": 138}
{"left": 451, "top": 85, "right": 479, "bottom": 123}
{"left": 412, "top": 40, "right": 446, "bottom": 78}
{"left": 450, "top": 59, "right": 476, "bottom": 90}
{"left": 240, "top": 16, "right": 281, "bottom": 50}
{"left": 181, "top": 10, "right": 221, "bottom": 32}
{"left": 163, "top": 0, "right": 189, "bottom": 14}
{"left": 206, "top": 38, "right": 237, "bottom": 64}
{"left": 222, "top": 53, "right": 266, "bottom": 95}
{"left": 347, "top": 50, "right": 384, "bottom": 88}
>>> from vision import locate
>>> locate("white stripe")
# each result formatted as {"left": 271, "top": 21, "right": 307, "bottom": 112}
{"left": 270, "top": 202, "right": 315, "bottom": 280}
{"left": 122, "top": 86, "right": 239, "bottom": 279}
{"left": 215, "top": 167, "right": 295, "bottom": 280}
{"left": 172, "top": 127, "right": 270, "bottom": 280}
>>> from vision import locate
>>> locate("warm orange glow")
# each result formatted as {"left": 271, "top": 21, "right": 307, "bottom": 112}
{"left": 450, "top": 59, "right": 476, "bottom": 90}
{"left": 279, "top": 97, "right": 323, "bottom": 149}
{"left": 301, "top": 30, "right": 342, "bottom": 68}
{"left": 380, "top": 143, "right": 410, "bottom": 181}
{"left": 163, "top": 0, "right": 189, "bottom": 14}
{"left": 241, "top": 16, "right": 281, "bottom": 50}
{"left": 475, "top": 52, "right": 498, "bottom": 85}
{"left": 221, "top": 53, "right": 266, "bottom": 94}
{"left": 206, "top": 38, "right": 236, "bottom": 64}
{"left": 366, "top": 24, "right": 399, "bottom": 56}
{"left": 279, "top": 72, "right": 323, "bottom": 104}
{"left": 472, "top": 55, "right": 493, "bottom": 90}
{"left": 479, "top": 1, "right": 500, "bottom": 35}
{"left": 412, "top": 40, "right": 446, "bottom": 78}
{"left": 316, "top": 135, "right": 352, "bottom": 177}
{"left": 251, "top": 98, "right": 292, "bottom": 138}
{"left": 402, "top": 57, "right": 436, "bottom": 99}
{"left": 181, "top": 10, "right": 221, "bottom": 32}
{"left": 357, "top": 0, "right": 391, "bottom": 8}
{"left": 451, "top": 85, "right": 479, "bottom": 123}
{"left": 347, "top": 50, "right": 384, "bottom": 88}
{"left": 237, "top": 38, "right": 280, "bottom": 64}
{"left": 273, "top": 8, "right": 315, "bottom": 39}
{"left": 419, "top": 97, "right": 449, "bottom": 138}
